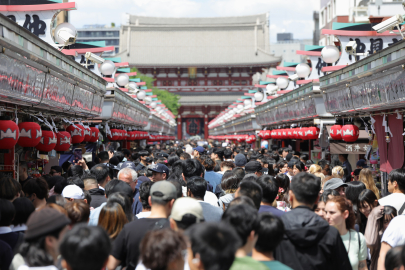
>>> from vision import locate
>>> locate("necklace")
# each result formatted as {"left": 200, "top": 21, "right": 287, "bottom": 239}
{"left": 346, "top": 230, "right": 351, "bottom": 254}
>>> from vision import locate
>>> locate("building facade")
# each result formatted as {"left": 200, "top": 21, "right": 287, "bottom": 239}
{"left": 117, "top": 13, "right": 281, "bottom": 139}
{"left": 271, "top": 33, "right": 312, "bottom": 63}
{"left": 76, "top": 25, "right": 120, "bottom": 56}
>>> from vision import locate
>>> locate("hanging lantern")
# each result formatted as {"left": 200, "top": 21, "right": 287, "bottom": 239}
{"left": 287, "top": 129, "right": 293, "bottom": 139}
{"left": 88, "top": 127, "right": 100, "bottom": 143}
{"left": 258, "top": 130, "right": 265, "bottom": 139}
{"left": 263, "top": 130, "right": 272, "bottom": 140}
{"left": 122, "top": 130, "right": 128, "bottom": 141}
{"left": 341, "top": 124, "right": 359, "bottom": 142}
{"left": 54, "top": 130, "right": 71, "bottom": 153}
{"left": 82, "top": 126, "right": 92, "bottom": 142}
{"left": 271, "top": 130, "right": 277, "bottom": 139}
{"left": 246, "top": 135, "right": 256, "bottom": 144}
{"left": 330, "top": 125, "right": 343, "bottom": 140}
{"left": 35, "top": 128, "right": 56, "bottom": 153}
{"left": 295, "top": 63, "right": 311, "bottom": 78}
{"left": 108, "top": 129, "right": 121, "bottom": 141}
{"left": 18, "top": 122, "right": 41, "bottom": 148}
{"left": 297, "top": 128, "right": 307, "bottom": 140}
{"left": 292, "top": 128, "right": 299, "bottom": 140}
{"left": 281, "top": 129, "right": 288, "bottom": 140}
{"left": 321, "top": 45, "right": 340, "bottom": 64}
{"left": 66, "top": 124, "right": 84, "bottom": 144}
{"left": 305, "top": 127, "right": 320, "bottom": 140}
{"left": 277, "top": 129, "right": 283, "bottom": 140}
{"left": 276, "top": 77, "right": 289, "bottom": 90}
{"left": 0, "top": 119, "right": 19, "bottom": 150}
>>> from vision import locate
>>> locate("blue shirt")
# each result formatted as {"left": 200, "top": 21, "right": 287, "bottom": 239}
{"left": 258, "top": 205, "right": 285, "bottom": 217}
{"left": 204, "top": 171, "right": 222, "bottom": 189}
{"left": 88, "top": 202, "right": 107, "bottom": 226}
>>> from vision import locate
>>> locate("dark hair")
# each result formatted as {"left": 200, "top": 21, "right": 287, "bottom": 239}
{"left": 232, "top": 167, "right": 246, "bottom": 181}
{"left": 201, "top": 157, "right": 216, "bottom": 171}
{"left": 67, "top": 165, "right": 84, "bottom": 178}
{"left": 255, "top": 213, "right": 285, "bottom": 253}
{"left": 224, "top": 149, "right": 233, "bottom": 159}
{"left": 182, "top": 159, "right": 204, "bottom": 180}
{"left": 229, "top": 196, "right": 256, "bottom": 209}
{"left": 138, "top": 150, "right": 149, "bottom": 157}
{"left": 50, "top": 166, "right": 62, "bottom": 174}
{"left": 271, "top": 153, "right": 279, "bottom": 163}
{"left": 170, "top": 160, "right": 184, "bottom": 178}
{"left": 0, "top": 198, "right": 15, "bottom": 226}
{"left": 290, "top": 173, "right": 320, "bottom": 205}
{"left": 47, "top": 194, "right": 66, "bottom": 208}
{"left": 300, "top": 154, "right": 309, "bottom": 162}
{"left": 61, "top": 161, "right": 72, "bottom": 173}
{"left": 23, "top": 177, "right": 49, "bottom": 200}
{"left": 12, "top": 197, "right": 35, "bottom": 226}
{"left": 328, "top": 196, "right": 356, "bottom": 230}
{"left": 90, "top": 164, "right": 110, "bottom": 185}
{"left": 345, "top": 181, "right": 366, "bottom": 214}
{"left": 358, "top": 189, "right": 378, "bottom": 210}
{"left": 212, "top": 147, "right": 225, "bottom": 160}
{"left": 238, "top": 181, "right": 262, "bottom": 210}
{"left": 385, "top": 246, "right": 403, "bottom": 270}
{"left": 320, "top": 189, "right": 340, "bottom": 202}
{"left": 221, "top": 161, "right": 236, "bottom": 170}
{"left": 277, "top": 160, "right": 288, "bottom": 170}
{"left": 104, "top": 179, "right": 120, "bottom": 197}
{"left": 255, "top": 175, "right": 279, "bottom": 204}
{"left": 381, "top": 206, "right": 397, "bottom": 231}
{"left": 139, "top": 181, "right": 154, "bottom": 210}
{"left": 186, "top": 223, "right": 241, "bottom": 270}
{"left": 293, "top": 161, "right": 306, "bottom": 172}
{"left": 187, "top": 177, "right": 207, "bottom": 199}
{"left": 107, "top": 192, "right": 134, "bottom": 222}
{"left": 47, "top": 175, "right": 64, "bottom": 191}
{"left": 114, "top": 151, "right": 124, "bottom": 162}
{"left": 179, "top": 152, "right": 191, "bottom": 160}
{"left": 99, "top": 201, "right": 128, "bottom": 239}
{"left": 275, "top": 174, "right": 290, "bottom": 190}
{"left": 167, "top": 179, "right": 183, "bottom": 199}
{"left": 97, "top": 151, "right": 109, "bottom": 162}
{"left": 318, "top": 159, "right": 330, "bottom": 169}
{"left": 0, "top": 178, "right": 19, "bottom": 200}
{"left": 140, "top": 229, "right": 187, "bottom": 270}
{"left": 220, "top": 171, "right": 239, "bottom": 192}
{"left": 339, "top": 154, "right": 349, "bottom": 160}
{"left": 67, "top": 176, "right": 84, "bottom": 189}
{"left": 64, "top": 201, "right": 90, "bottom": 225}
{"left": 222, "top": 204, "right": 260, "bottom": 246}
{"left": 60, "top": 224, "right": 111, "bottom": 270}
{"left": 167, "top": 155, "right": 179, "bottom": 167}
{"left": 389, "top": 168, "right": 405, "bottom": 192}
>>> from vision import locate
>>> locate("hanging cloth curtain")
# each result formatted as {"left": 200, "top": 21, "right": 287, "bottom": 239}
{"left": 387, "top": 114, "right": 404, "bottom": 172}
{"left": 374, "top": 115, "right": 388, "bottom": 172}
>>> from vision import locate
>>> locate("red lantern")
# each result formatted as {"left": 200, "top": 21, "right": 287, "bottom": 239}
{"left": 281, "top": 129, "right": 288, "bottom": 140}
{"left": 330, "top": 125, "right": 343, "bottom": 140}
{"left": 342, "top": 124, "right": 359, "bottom": 142}
{"left": 305, "top": 127, "right": 320, "bottom": 140}
{"left": 262, "top": 130, "right": 271, "bottom": 139}
{"left": 246, "top": 135, "right": 256, "bottom": 144}
{"left": 286, "top": 129, "right": 293, "bottom": 139}
{"left": 292, "top": 128, "right": 299, "bottom": 140}
{"left": 83, "top": 126, "right": 92, "bottom": 142}
{"left": 297, "top": 128, "right": 307, "bottom": 140}
{"left": 122, "top": 130, "right": 128, "bottom": 141}
{"left": 89, "top": 127, "right": 99, "bottom": 143}
{"left": 271, "top": 130, "right": 277, "bottom": 139}
{"left": 35, "top": 129, "right": 57, "bottom": 153}
{"left": 18, "top": 122, "right": 41, "bottom": 148}
{"left": 66, "top": 125, "right": 84, "bottom": 144}
{"left": 258, "top": 131, "right": 265, "bottom": 139}
{"left": 0, "top": 120, "right": 19, "bottom": 149}
{"left": 54, "top": 131, "right": 71, "bottom": 152}
{"left": 108, "top": 129, "right": 121, "bottom": 141}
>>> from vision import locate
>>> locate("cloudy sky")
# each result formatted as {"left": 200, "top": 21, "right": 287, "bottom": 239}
{"left": 70, "top": 0, "right": 319, "bottom": 42}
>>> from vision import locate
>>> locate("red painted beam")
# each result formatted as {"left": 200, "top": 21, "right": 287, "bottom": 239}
{"left": 322, "top": 28, "right": 399, "bottom": 37}
{"left": 62, "top": 46, "right": 115, "bottom": 55}
{"left": 103, "top": 77, "right": 114, "bottom": 82}
{"left": 267, "top": 75, "right": 288, "bottom": 79}
{"left": 0, "top": 2, "right": 76, "bottom": 11}
{"left": 115, "top": 62, "right": 129, "bottom": 67}
{"left": 297, "top": 79, "right": 319, "bottom": 85}
{"left": 115, "top": 72, "right": 137, "bottom": 77}
{"left": 277, "top": 90, "right": 292, "bottom": 94}
{"left": 296, "top": 50, "right": 322, "bottom": 56}
{"left": 277, "top": 66, "right": 296, "bottom": 71}
{"left": 321, "top": 65, "right": 346, "bottom": 72}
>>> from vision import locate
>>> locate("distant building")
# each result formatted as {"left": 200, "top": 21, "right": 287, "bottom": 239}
{"left": 313, "top": 11, "right": 319, "bottom": 45}
{"left": 271, "top": 33, "right": 312, "bottom": 63}
{"left": 76, "top": 25, "right": 120, "bottom": 56}
{"left": 116, "top": 13, "right": 281, "bottom": 139}
{"left": 277, "top": 33, "right": 293, "bottom": 42}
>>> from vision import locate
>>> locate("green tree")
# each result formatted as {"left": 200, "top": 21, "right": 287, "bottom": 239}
{"left": 130, "top": 67, "right": 181, "bottom": 115}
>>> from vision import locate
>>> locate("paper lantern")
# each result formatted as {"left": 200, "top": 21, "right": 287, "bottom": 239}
{"left": 35, "top": 129, "right": 56, "bottom": 153}
{"left": 258, "top": 131, "right": 265, "bottom": 139}
{"left": 66, "top": 125, "right": 84, "bottom": 144}
{"left": 292, "top": 128, "right": 299, "bottom": 140}
{"left": 271, "top": 130, "right": 277, "bottom": 139}
{"left": 297, "top": 128, "right": 307, "bottom": 140}
{"left": 246, "top": 135, "right": 256, "bottom": 144}
{"left": 0, "top": 120, "right": 19, "bottom": 149}
{"left": 321, "top": 45, "right": 340, "bottom": 64}
{"left": 262, "top": 130, "right": 272, "bottom": 140}
{"left": 82, "top": 126, "right": 92, "bottom": 142}
{"left": 330, "top": 125, "right": 343, "bottom": 140}
{"left": 89, "top": 127, "right": 99, "bottom": 143}
{"left": 287, "top": 129, "right": 294, "bottom": 139}
{"left": 277, "top": 129, "right": 283, "bottom": 140}
{"left": 18, "top": 122, "right": 41, "bottom": 148}
{"left": 341, "top": 124, "right": 359, "bottom": 142}
{"left": 295, "top": 63, "right": 311, "bottom": 78}
{"left": 122, "top": 130, "right": 128, "bottom": 141}
{"left": 281, "top": 129, "right": 288, "bottom": 140}
{"left": 305, "top": 127, "right": 320, "bottom": 140}
{"left": 54, "top": 131, "right": 71, "bottom": 152}
{"left": 276, "top": 77, "right": 289, "bottom": 89}
{"left": 99, "top": 60, "right": 115, "bottom": 76}
{"left": 108, "top": 129, "right": 121, "bottom": 141}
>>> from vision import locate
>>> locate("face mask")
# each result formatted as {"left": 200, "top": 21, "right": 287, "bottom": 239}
{"left": 122, "top": 157, "right": 127, "bottom": 162}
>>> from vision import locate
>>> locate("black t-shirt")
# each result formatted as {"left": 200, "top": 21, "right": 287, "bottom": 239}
{"left": 111, "top": 218, "right": 170, "bottom": 268}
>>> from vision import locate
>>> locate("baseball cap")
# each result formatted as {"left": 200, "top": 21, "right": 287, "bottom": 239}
{"left": 356, "top": 159, "right": 368, "bottom": 168}
{"left": 61, "top": 185, "right": 85, "bottom": 200}
{"left": 148, "top": 163, "right": 169, "bottom": 174}
{"left": 25, "top": 208, "right": 70, "bottom": 241}
{"left": 170, "top": 197, "right": 204, "bottom": 223}
{"left": 193, "top": 146, "right": 205, "bottom": 154}
{"left": 120, "top": 161, "right": 137, "bottom": 171}
{"left": 245, "top": 161, "right": 266, "bottom": 173}
{"left": 150, "top": 181, "right": 177, "bottom": 201}
{"left": 323, "top": 178, "right": 348, "bottom": 191}
{"left": 234, "top": 153, "right": 247, "bottom": 167}
{"left": 157, "top": 152, "right": 169, "bottom": 158}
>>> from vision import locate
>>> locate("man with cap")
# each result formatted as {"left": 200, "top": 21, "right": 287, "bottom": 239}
{"left": 148, "top": 163, "right": 169, "bottom": 182}
{"left": 323, "top": 178, "right": 348, "bottom": 196}
{"left": 245, "top": 161, "right": 266, "bottom": 177}
{"left": 13, "top": 208, "right": 70, "bottom": 269}
{"left": 61, "top": 185, "right": 86, "bottom": 203}
{"left": 193, "top": 146, "right": 205, "bottom": 158}
{"left": 108, "top": 181, "right": 177, "bottom": 270}
{"left": 169, "top": 197, "right": 204, "bottom": 231}
{"left": 356, "top": 159, "right": 368, "bottom": 169}
{"left": 135, "top": 150, "right": 150, "bottom": 172}
{"left": 234, "top": 153, "right": 247, "bottom": 168}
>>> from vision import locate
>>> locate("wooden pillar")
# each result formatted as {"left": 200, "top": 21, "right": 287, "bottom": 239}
{"left": 204, "top": 114, "right": 209, "bottom": 139}
{"left": 177, "top": 116, "right": 182, "bottom": 140}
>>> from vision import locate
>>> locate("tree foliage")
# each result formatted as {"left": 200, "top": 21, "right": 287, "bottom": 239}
{"left": 130, "top": 67, "right": 181, "bottom": 115}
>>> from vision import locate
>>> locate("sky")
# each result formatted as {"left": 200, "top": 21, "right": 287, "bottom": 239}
{"left": 70, "top": 0, "right": 319, "bottom": 42}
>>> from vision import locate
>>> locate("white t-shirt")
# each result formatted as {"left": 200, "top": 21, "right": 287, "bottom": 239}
{"left": 136, "top": 211, "right": 151, "bottom": 219}
{"left": 341, "top": 229, "right": 367, "bottom": 270}
{"left": 378, "top": 193, "right": 405, "bottom": 213}
{"left": 381, "top": 215, "right": 405, "bottom": 247}
{"left": 204, "top": 191, "right": 220, "bottom": 207}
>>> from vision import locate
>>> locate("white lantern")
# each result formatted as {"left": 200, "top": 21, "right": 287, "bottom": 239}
{"left": 137, "top": 90, "right": 146, "bottom": 100}
{"left": 144, "top": 96, "right": 152, "bottom": 104}
{"left": 156, "top": 106, "right": 163, "bottom": 112}
{"left": 237, "top": 104, "right": 244, "bottom": 110}
{"left": 150, "top": 101, "right": 157, "bottom": 109}
{"left": 276, "top": 77, "right": 289, "bottom": 89}
{"left": 254, "top": 92, "right": 264, "bottom": 102}
{"left": 100, "top": 60, "right": 115, "bottom": 76}
{"left": 233, "top": 107, "right": 239, "bottom": 113}
{"left": 266, "top": 84, "right": 279, "bottom": 95}
{"left": 54, "top": 22, "right": 77, "bottom": 45}
{"left": 243, "top": 99, "right": 251, "bottom": 106}
{"left": 295, "top": 63, "right": 311, "bottom": 78}
{"left": 116, "top": 74, "right": 129, "bottom": 87}
{"left": 128, "top": 81, "right": 138, "bottom": 90}
{"left": 321, "top": 45, "right": 340, "bottom": 64}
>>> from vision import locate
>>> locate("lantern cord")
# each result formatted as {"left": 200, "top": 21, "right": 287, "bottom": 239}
{"left": 15, "top": 106, "right": 18, "bottom": 125}
{"left": 50, "top": 117, "right": 58, "bottom": 133}
{"left": 360, "top": 117, "right": 370, "bottom": 135}
{"left": 382, "top": 114, "right": 393, "bottom": 137}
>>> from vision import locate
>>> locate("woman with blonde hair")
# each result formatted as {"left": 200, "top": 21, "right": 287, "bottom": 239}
{"left": 309, "top": 164, "right": 322, "bottom": 174}
{"left": 359, "top": 168, "right": 380, "bottom": 199}
{"left": 332, "top": 166, "right": 344, "bottom": 179}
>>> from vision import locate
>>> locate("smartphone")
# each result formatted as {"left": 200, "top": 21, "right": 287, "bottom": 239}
{"left": 73, "top": 148, "right": 82, "bottom": 164}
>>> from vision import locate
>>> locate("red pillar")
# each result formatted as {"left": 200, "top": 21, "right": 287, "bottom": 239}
{"left": 204, "top": 115, "right": 209, "bottom": 139}
{"left": 177, "top": 116, "right": 182, "bottom": 140}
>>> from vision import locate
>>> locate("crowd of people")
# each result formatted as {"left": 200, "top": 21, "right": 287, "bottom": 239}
{"left": 1, "top": 141, "right": 405, "bottom": 270}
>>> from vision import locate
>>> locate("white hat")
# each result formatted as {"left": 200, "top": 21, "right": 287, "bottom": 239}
{"left": 61, "top": 185, "right": 85, "bottom": 200}
{"left": 170, "top": 197, "right": 204, "bottom": 223}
